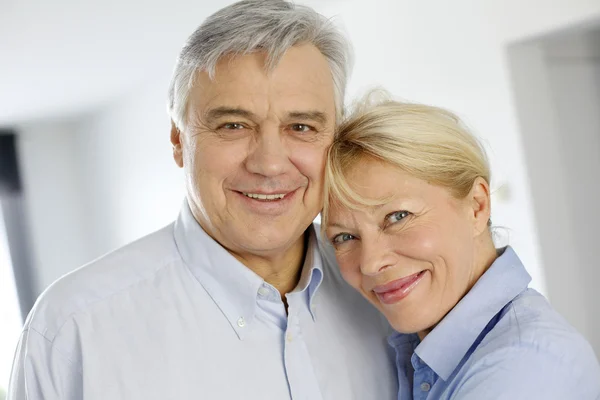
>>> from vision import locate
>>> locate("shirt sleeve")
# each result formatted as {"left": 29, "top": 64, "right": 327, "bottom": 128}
{"left": 7, "top": 328, "right": 82, "bottom": 400}
{"left": 452, "top": 345, "right": 600, "bottom": 400}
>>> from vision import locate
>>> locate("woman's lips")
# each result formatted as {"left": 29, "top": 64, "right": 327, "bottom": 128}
{"left": 372, "top": 271, "right": 426, "bottom": 304}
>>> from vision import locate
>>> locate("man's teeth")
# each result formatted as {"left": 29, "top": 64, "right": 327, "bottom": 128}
{"left": 243, "top": 193, "right": 286, "bottom": 200}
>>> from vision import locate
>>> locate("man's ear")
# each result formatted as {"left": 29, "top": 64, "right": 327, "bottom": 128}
{"left": 469, "top": 177, "right": 492, "bottom": 236}
{"left": 170, "top": 121, "right": 184, "bottom": 168}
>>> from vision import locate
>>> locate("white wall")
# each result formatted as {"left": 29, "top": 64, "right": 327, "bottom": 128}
{"left": 546, "top": 33, "right": 600, "bottom": 352}
{"left": 17, "top": 121, "right": 91, "bottom": 292}
{"left": 74, "top": 81, "right": 185, "bottom": 261}
{"left": 509, "top": 41, "right": 590, "bottom": 336}
{"left": 0, "top": 210, "right": 24, "bottom": 390}
{"left": 17, "top": 84, "right": 185, "bottom": 293}
{"left": 508, "top": 29, "right": 600, "bottom": 354}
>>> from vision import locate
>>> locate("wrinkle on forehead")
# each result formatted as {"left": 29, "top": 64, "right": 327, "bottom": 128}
{"left": 186, "top": 45, "right": 335, "bottom": 127}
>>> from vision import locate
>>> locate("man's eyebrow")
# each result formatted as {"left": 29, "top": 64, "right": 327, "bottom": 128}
{"left": 202, "top": 107, "right": 329, "bottom": 125}
{"left": 287, "top": 111, "right": 329, "bottom": 125}
{"left": 203, "top": 107, "right": 258, "bottom": 123}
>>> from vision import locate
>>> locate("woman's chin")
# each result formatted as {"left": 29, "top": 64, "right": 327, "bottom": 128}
{"left": 376, "top": 274, "right": 437, "bottom": 334}
{"left": 383, "top": 306, "right": 440, "bottom": 336}
{"left": 388, "top": 317, "right": 431, "bottom": 336}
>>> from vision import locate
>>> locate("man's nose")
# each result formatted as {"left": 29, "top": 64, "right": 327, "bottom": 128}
{"left": 245, "top": 125, "right": 290, "bottom": 177}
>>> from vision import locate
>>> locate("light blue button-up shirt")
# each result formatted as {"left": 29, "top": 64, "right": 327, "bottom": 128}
{"left": 8, "top": 201, "right": 397, "bottom": 399}
{"left": 389, "top": 246, "right": 600, "bottom": 400}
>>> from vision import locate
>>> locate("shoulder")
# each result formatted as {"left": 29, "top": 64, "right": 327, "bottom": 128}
{"left": 25, "top": 223, "right": 181, "bottom": 341}
{"left": 456, "top": 289, "right": 600, "bottom": 398}
{"left": 480, "top": 289, "right": 595, "bottom": 360}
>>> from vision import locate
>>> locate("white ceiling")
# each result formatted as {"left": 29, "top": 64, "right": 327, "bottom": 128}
{"left": 0, "top": 0, "right": 339, "bottom": 126}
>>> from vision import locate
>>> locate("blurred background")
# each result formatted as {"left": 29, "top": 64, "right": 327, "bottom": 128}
{"left": 0, "top": 0, "right": 599, "bottom": 395}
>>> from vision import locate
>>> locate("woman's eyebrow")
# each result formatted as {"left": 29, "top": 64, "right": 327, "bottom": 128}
{"left": 326, "top": 222, "right": 350, "bottom": 230}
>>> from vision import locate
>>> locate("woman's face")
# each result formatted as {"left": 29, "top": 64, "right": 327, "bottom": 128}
{"left": 325, "top": 157, "right": 487, "bottom": 336}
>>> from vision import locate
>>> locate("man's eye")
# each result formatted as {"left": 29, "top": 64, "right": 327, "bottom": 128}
{"left": 386, "top": 211, "right": 411, "bottom": 225}
{"left": 219, "top": 123, "right": 245, "bottom": 130}
{"left": 331, "top": 233, "right": 356, "bottom": 245}
{"left": 290, "top": 124, "right": 314, "bottom": 133}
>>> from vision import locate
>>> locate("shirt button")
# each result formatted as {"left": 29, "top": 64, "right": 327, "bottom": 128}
{"left": 237, "top": 317, "right": 246, "bottom": 328}
{"left": 286, "top": 333, "right": 293, "bottom": 343}
{"left": 420, "top": 382, "right": 431, "bottom": 392}
{"left": 258, "top": 287, "right": 270, "bottom": 297}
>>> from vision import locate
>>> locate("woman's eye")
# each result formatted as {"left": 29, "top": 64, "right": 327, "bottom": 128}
{"left": 290, "top": 124, "right": 314, "bottom": 133}
{"left": 331, "top": 233, "right": 356, "bottom": 245}
{"left": 386, "top": 211, "right": 410, "bottom": 225}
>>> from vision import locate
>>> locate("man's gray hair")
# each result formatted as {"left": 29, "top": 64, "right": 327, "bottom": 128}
{"left": 167, "top": 0, "right": 352, "bottom": 131}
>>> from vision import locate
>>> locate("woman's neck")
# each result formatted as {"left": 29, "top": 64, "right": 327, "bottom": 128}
{"left": 417, "top": 234, "right": 499, "bottom": 341}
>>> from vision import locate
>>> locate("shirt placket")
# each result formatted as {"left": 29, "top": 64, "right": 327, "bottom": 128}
{"left": 412, "top": 356, "right": 436, "bottom": 400}
{"left": 283, "top": 300, "right": 323, "bottom": 400}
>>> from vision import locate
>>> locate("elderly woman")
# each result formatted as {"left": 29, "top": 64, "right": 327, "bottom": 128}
{"left": 322, "top": 93, "right": 600, "bottom": 399}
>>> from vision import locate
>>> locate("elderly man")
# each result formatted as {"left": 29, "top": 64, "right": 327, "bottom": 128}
{"left": 8, "top": 1, "right": 397, "bottom": 399}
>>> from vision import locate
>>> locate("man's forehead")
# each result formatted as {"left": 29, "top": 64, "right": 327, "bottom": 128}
{"left": 189, "top": 94, "right": 334, "bottom": 121}
{"left": 189, "top": 47, "right": 335, "bottom": 104}
{"left": 209, "top": 45, "right": 331, "bottom": 78}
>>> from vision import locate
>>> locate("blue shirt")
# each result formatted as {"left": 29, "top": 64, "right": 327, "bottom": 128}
{"left": 389, "top": 246, "right": 600, "bottom": 400}
{"left": 8, "top": 200, "right": 398, "bottom": 399}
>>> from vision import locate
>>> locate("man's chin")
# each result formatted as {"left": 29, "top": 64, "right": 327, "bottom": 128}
{"left": 225, "top": 222, "right": 307, "bottom": 254}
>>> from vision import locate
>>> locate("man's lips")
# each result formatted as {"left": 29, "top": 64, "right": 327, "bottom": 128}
{"left": 231, "top": 188, "right": 301, "bottom": 215}
{"left": 371, "top": 271, "right": 426, "bottom": 304}
{"left": 234, "top": 188, "right": 297, "bottom": 201}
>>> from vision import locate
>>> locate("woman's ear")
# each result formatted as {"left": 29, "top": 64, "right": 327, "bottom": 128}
{"left": 170, "top": 121, "right": 184, "bottom": 168}
{"left": 469, "top": 177, "right": 492, "bottom": 236}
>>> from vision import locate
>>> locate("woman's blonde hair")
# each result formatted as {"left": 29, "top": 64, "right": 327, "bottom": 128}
{"left": 322, "top": 89, "right": 491, "bottom": 227}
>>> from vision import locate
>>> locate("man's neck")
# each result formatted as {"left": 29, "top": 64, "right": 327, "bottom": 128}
{"left": 231, "top": 232, "right": 309, "bottom": 298}
{"left": 190, "top": 203, "right": 311, "bottom": 300}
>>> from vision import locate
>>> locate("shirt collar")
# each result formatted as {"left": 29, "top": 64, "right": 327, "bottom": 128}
{"left": 173, "top": 199, "right": 323, "bottom": 339}
{"left": 290, "top": 226, "right": 324, "bottom": 317}
{"left": 390, "top": 246, "right": 531, "bottom": 381}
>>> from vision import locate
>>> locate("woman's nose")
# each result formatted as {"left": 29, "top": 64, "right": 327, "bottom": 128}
{"left": 359, "top": 235, "right": 397, "bottom": 276}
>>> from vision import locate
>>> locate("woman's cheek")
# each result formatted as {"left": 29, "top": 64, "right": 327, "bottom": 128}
{"left": 337, "top": 253, "right": 362, "bottom": 289}
{"left": 400, "top": 225, "right": 440, "bottom": 259}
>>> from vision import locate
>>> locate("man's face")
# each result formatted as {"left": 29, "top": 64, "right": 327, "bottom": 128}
{"left": 172, "top": 44, "right": 336, "bottom": 259}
